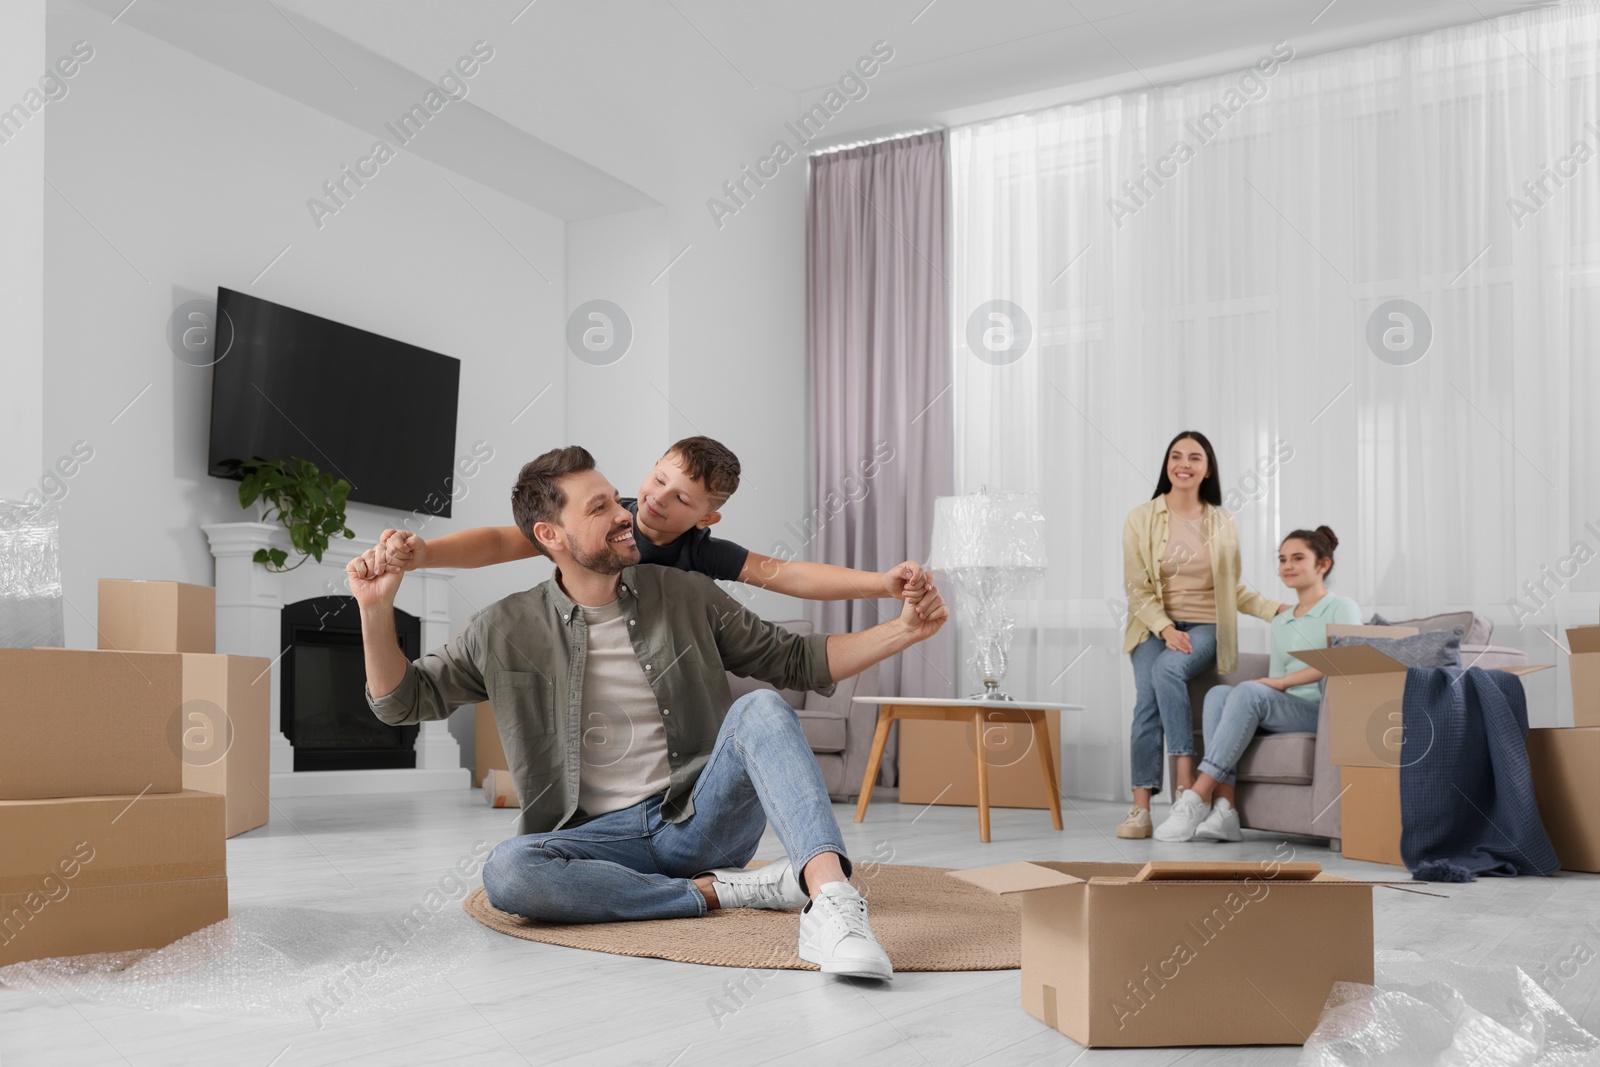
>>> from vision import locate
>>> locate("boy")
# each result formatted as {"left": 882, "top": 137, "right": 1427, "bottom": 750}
{"left": 379, "top": 436, "right": 927, "bottom": 602}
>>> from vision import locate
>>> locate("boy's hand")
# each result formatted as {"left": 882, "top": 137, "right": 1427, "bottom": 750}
{"left": 347, "top": 548, "right": 403, "bottom": 608}
{"left": 378, "top": 528, "right": 426, "bottom": 572}
{"left": 883, "top": 560, "right": 928, "bottom": 600}
{"left": 895, "top": 579, "right": 948, "bottom": 643}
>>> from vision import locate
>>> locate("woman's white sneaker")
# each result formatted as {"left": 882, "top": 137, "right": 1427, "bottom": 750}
{"left": 1193, "top": 797, "right": 1243, "bottom": 842}
{"left": 1153, "top": 790, "right": 1211, "bottom": 842}
{"left": 797, "top": 882, "right": 893, "bottom": 980}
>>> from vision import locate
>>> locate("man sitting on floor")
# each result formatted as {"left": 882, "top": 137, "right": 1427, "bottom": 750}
{"left": 347, "top": 445, "right": 947, "bottom": 981}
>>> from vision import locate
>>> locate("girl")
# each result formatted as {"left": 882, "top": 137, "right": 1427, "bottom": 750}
{"left": 1116, "top": 431, "right": 1286, "bottom": 839}
{"left": 1154, "top": 526, "right": 1360, "bottom": 842}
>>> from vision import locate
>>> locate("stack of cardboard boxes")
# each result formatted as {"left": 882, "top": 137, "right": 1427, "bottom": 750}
{"left": 1297, "top": 624, "right": 1550, "bottom": 866}
{"left": 0, "top": 580, "right": 266, "bottom": 967}
{"left": 1526, "top": 627, "right": 1600, "bottom": 873}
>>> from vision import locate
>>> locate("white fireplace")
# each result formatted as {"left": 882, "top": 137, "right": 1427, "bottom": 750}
{"left": 203, "top": 521, "right": 471, "bottom": 797}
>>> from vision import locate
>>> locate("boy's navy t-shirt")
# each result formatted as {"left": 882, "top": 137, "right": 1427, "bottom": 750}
{"left": 622, "top": 498, "right": 749, "bottom": 581}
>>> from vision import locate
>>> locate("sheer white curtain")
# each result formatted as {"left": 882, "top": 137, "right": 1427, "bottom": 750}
{"left": 949, "top": 6, "right": 1600, "bottom": 800}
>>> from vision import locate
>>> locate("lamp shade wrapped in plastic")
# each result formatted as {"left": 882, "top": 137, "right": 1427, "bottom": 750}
{"left": 927, "top": 489, "right": 1046, "bottom": 699}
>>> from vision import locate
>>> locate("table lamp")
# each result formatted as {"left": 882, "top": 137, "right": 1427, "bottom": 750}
{"left": 927, "top": 488, "right": 1047, "bottom": 701}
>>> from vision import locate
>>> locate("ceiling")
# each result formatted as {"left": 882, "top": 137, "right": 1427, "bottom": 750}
{"left": 80, "top": 0, "right": 1557, "bottom": 216}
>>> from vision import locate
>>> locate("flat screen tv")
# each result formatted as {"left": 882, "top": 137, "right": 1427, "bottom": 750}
{"left": 207, "top": 287, "right": 462, "bottom": 516}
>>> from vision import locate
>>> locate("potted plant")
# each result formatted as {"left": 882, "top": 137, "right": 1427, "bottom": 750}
{"left": 223, "top": 457, "right": 356, "bottom": 572}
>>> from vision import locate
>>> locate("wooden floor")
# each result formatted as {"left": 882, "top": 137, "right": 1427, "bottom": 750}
{"left": 2, "top": 788, "right": 1597, "bottom": 1066}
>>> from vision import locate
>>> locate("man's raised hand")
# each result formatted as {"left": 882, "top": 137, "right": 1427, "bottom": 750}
{"left": 895, "top": 578, "right": 948, "bottom": 643}
{"left": 883, "top": 560, "right": 929, "bottom": 600}
{"left": 347, "top": 547, "right": 403, "bottom": 608}
{"left": 377, "top": 528, "right": 426, "bottom": 572}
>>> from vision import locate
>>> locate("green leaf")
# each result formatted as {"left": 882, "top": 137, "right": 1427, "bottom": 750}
{"left": 241, "top": 455, "right": 353, "bottom": 573}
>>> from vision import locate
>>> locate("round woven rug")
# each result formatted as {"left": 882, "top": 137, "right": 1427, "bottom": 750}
{"left": 462, "top": 864, "right": 1021, "bottom": 971}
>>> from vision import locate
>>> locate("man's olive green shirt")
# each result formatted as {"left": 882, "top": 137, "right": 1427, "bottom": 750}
{"left": 367, "top": 565, "right": 835, "bottom": 837}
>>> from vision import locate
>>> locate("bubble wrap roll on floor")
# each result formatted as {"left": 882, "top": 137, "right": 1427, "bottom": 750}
{"left": 1299, "top": 951, "right": 1600, "bottom": 1067}
{"left": 0, "top": 906, "right": 488, "bottom": 1025}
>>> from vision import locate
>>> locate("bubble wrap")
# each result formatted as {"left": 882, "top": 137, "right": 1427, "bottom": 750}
{"left": 1299, "top": 950, "right": 1600, "bottom": 1067}
{"left": 0, "top": 500, "right": 64, "bottom": 648}
{"left": 927, "top": 490, "right": 1048, "bottom": 572}
{"left": 0, "top": 905, "right": 489, "bottom": 1025}
{"left": 927, "top": 490, "right": 1047, "bottom": 693}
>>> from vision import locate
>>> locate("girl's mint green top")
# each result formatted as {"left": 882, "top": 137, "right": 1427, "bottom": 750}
{"left": 1270, "top": 593, "right": 1363, "bottom": 703}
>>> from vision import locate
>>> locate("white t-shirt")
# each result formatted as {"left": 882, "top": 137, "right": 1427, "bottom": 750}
{"left": 576, "top": 598, "right": 672, "bottom": 817}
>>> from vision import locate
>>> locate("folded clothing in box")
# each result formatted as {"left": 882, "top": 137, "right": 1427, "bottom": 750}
{"left": 0, "top": 502, "right": 64, "bottom": 649}
{"left": 0, "top": 648, "right": 184, "bottom": 800}
{"left": 0, "top": 789, "right": 228, "bottom": 966}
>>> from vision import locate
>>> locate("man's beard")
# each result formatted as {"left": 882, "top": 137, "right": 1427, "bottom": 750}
{"left": 569, "top": 534, "right": 640, "bottom": 575}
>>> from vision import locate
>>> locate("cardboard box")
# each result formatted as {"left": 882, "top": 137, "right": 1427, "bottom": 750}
{"left": 1295, "top": 628, "right": 1549, "bottom": 867}
{"left": 952, "top": 860, "right": 1375, "bottom": 1048}
{"left": 176, "top": 653, "right": 271, "bottom": 838}
{"left": 0, "top": 790, "right": 228, "bottom": 966}
{"left": 1296, "top": 627, "right": 1547, "bottom": 770}
{"left": 474, "top": 700, "right": 508, "bottom": 789}
{"left": 1292, "top": 625, "right": 1417, "bottom": 769}
{"left": 1339, "top": 766, "right": 1402, "bottom": 866}
{"left": 1567, "top": 627, "right": 1600, "bottom": 727}
{"left": 1527, "top": 727, "right": 1600, "bottom": 872}
{"left": 898, "top": 709, "right": 1061, "bottom": 809}
{"left": 0, "top": 648, "right": 184, "bottom": 800}
{"left": 98, "top": 579, "right": 215, "bottom": 654}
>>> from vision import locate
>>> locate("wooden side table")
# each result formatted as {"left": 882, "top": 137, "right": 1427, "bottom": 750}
{"left": 852, "top": 697, "right": 1076, "bottom": 842}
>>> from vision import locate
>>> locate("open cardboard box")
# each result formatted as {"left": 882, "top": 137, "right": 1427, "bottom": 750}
{"left": 1296, "top": 630, "right": 1549, "bottom": 770}
{"left": 952, "top": 860, "right": 1386, "bottom": 1048}
{"left": 1567, "top": 626, "right": 1600, "bottom": 727}
{"left": 0, "top": 790, "right": 228, "bottom": 966}
{"left": 1295, "top": 633, "right": 1550, "bottom": 866}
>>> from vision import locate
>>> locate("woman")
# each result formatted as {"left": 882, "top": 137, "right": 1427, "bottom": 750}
{"left": 1154, "top": 526, "right": 1360, "bottom": 842}
{"left": 1116, "top": 431, "right": 1286, "bottom": 839}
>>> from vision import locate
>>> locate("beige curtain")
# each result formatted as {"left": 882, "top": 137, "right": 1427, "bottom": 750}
{"left": 807, "top": 131, "right": 957, "bottom": 784}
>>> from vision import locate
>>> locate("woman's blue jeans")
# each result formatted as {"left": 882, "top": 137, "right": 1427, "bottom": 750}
{"left": 1199, "top": 682, "right": 1320, "bottom": 786}
{"left": 481, "top": 690, "right": 850, "bottom": 923}
{"left": 1129, "top": 622, "right": 1217, "bottom": 793}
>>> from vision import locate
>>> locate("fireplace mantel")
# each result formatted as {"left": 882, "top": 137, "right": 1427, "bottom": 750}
{"left": 203, "top": 521, "right": 470, "bottom": 797}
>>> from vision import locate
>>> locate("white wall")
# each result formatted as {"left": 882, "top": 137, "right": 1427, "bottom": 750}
{"left": 565, "top": 206, "right": 670, "bottom": 496}
{"left": 42, "top": 3, "right": 570, "bottom": 759}
{"left": 0, "top": 0, "right": 47, "bottom": 503}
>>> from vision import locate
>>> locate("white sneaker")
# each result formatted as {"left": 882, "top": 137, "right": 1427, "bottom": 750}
{"left": 1193, "top": 797, "right": 1243, "bottom": 842}
{"left": 1154, "top": 790, "right": 1212, "bottom": 842}
{"left": 797, "top": 882, "right": 893, "bottom": 981}
{"left": 700, "top": 858, "right": 809, "bottom": 911}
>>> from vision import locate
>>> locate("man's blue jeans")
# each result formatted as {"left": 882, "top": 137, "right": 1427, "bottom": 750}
{"left": 482, "top": 690, "right": 851, "bottom": 923}
{"left": 1199, "top": 682, "right": 1320, "bottom": 786}
{"left": 1129, "top": 621, "right": 1217, "bottom": 793}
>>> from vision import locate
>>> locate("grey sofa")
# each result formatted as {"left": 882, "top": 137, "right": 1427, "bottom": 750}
{"left": 725, "top": 619, "right": 880, "bottom": 803}
{"left": 1176, "top": 612, "right": 1528, "bottom": 843}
